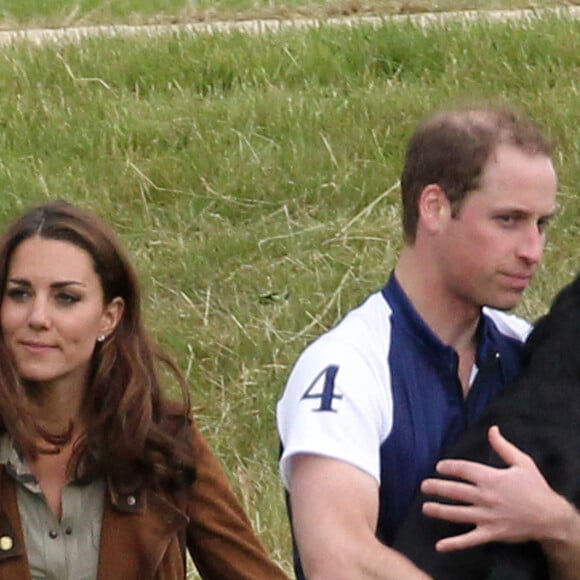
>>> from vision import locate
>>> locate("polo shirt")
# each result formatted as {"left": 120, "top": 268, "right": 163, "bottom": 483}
{"left": 277, "top": 273, "right": 530, "bottom": 577}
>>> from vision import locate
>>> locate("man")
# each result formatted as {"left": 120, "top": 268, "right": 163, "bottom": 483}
{"left": 277, "top": 107, "right": 580, "bottom": 579}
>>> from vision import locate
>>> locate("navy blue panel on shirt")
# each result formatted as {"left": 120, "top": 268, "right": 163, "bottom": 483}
{"left": 377, "top": 275, "right": 525, "bottom": 545}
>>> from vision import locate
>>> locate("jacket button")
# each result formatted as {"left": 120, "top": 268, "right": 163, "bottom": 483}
{"left": 0, "top": 536, "right": 13, "bottom": 551}
{"left": 49, "top": 530, "right": 58, "bottom": 539}
{"left": 126, "top": 495, "right": 136, "bottom": 506}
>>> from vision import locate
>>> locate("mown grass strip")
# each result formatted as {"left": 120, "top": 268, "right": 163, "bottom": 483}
{"left": 0, "top": 0, "right": 578, "bottom": 29}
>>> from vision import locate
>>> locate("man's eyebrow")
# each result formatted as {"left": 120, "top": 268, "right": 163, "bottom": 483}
{"left": 494, "top": 206, "right": 558, "bottom": 219}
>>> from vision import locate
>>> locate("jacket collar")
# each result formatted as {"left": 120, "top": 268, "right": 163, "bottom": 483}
{"left": 0, "top": 465, "right": 189, "bottom": 580}
{"left": 97, "top": 480, "right": 189, "bottom": 580}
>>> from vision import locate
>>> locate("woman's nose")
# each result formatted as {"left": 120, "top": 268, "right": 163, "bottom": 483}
{"left": 27, "top": 297, "right": 51, "bottom": 330}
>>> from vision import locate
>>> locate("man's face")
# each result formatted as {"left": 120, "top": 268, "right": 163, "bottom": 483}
{"left": 435, "top": 144, "right": 557, "bottom": 312}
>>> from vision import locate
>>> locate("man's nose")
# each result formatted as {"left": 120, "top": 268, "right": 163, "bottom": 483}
{"left": 516, "top": 225, "right": 545, "bottom": 265}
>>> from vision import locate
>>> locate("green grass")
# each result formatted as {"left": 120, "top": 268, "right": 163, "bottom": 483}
{"left": 0, "top": 12, "right": 579, "bottom": 575}
{"left": 0, "top": 0, "right": 578, "bottom": 28}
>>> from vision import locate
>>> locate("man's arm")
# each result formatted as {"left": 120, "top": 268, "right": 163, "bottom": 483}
{"left": 289, "top": 454, "right": 431, "bottom": 580}
{"left": 420, "top": 426, "right": 580, "bottom": 580}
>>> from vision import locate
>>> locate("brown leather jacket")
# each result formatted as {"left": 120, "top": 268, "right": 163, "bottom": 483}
{"left": 0, "top": 423, "right": 288, "bottom": 580}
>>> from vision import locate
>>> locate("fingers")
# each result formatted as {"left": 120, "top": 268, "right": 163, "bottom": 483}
{"left": 427, "top": 426, "right": 535, "bottom": 485}
{"left": 417, "top": 426, "right": 551, "bottom": 551}
{"left": 421, "top": 478, "right": 481, "bottom": 505}
{"left": 421, "top": 500, "right": 493, "bottom": 552}
{"left": 422, "top": 500, "right": 479, "bottom": 524}
{"left": 434, "top": 528, "right": 489, "bottom": 552}
{"left": 427, "top": 457, "right": 495, "bottom": 485}
{"left": 487, "top": 425, "right": 534, "bottom": 469}
{"left": 413, "top": 424, "right": 561, "bottom": 557}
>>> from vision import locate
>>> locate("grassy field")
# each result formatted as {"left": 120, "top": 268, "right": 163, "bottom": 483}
{"left": 0, "top": 0, "right": 578, "bottom": 28}
{"left": 0, "top": 8, "right": 579, "bottom": 576}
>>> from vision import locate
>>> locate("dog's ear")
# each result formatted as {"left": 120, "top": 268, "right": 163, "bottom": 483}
{"left": 524, "top": 273, "right": 580, "bottom": 379}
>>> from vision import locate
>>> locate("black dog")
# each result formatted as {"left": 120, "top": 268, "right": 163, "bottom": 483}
{"left": 393, "top": 274, "right": 580, "bottom": 580}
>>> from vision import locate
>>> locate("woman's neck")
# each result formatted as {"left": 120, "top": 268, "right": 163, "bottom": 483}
{"left": 24, "top": 379, "right": 87, "bottom": 440}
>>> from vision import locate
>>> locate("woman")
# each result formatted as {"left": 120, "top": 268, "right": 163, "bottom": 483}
{"left": 0, "top": 201, "right": 287, "bottom": 579}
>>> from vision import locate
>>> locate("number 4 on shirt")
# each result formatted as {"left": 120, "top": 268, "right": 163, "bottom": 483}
{"left": 300, "top": 365, "right": 343, "bottom": 412}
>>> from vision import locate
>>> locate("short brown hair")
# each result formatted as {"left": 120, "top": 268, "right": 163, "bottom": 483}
{"left": 400, "top": 107, "right": 554, "bottom": 243}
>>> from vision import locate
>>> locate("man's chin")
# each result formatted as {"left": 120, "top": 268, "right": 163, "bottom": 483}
{"left": 485, "top": 291, "right": 525, "bottom": 312}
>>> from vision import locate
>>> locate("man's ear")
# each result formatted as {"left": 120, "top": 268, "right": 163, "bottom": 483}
{"left": 417, "top": 184, "right": 451, "bottom": 235}
{"left": 99, "top": 297, "right": 125, "bottom": 339}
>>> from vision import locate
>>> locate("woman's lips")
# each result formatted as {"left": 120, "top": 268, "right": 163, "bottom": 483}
{"left": 20, "top": 341, "right": 58, "bottom": 353}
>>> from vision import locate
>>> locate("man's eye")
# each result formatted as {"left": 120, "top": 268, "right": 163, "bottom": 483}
{"left": 496, "top": 215, "right": 516, "bottom": 226}
{"left": 537, "top": 218, "right": 551, "bottom": 233}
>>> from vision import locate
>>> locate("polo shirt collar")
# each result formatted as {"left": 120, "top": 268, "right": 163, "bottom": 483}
{"left": 381, "top": 273, "right": 500, "bottom": 373}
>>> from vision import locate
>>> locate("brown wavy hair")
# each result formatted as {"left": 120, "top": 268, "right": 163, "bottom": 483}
{"left": 0, "top": 201, "right": 196, "bottom": 494}
{"left": 400, "top": 106, "right": 554, "bottom": 244}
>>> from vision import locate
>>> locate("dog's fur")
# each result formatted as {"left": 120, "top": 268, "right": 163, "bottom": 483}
{"left": 393, "top": 274, "right": 580, "bottom": 580}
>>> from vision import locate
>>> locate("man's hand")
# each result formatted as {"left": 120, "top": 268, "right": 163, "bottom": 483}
{"left": 420, "top": 425, "right": 562, "bottom": 552}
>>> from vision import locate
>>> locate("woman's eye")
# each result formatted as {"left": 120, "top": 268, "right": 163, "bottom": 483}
{"left": 56, "top": 293, "right": 81, "bottom": 305}
{"left": 5, "top": 287, "right": 30, "bottom": 301}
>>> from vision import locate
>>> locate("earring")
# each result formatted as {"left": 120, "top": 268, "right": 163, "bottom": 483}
{"left": 97, "top": 335, "right": 106, "bottom": 343}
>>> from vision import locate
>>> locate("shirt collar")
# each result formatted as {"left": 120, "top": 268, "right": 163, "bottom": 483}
{"left": 381, "top": 273, "right": 458, "bottom": 371}
{"left": 381, "top": 273, "right": 501, "bottom": 372}
{"left": 0, "top": 434, "right": 42, "bottom": 494}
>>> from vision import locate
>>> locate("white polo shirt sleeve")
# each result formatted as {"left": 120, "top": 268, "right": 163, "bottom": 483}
{"left": 277, "top": 338, "right": 392, "bottom": 489}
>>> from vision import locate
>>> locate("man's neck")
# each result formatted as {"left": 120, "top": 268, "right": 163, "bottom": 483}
{"left": 394, "top": 248, "right": 481, "bottom": 353}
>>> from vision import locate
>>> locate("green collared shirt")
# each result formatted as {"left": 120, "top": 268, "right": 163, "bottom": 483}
{"left": 0, "top": 435, "right": 104, "bottom": 580}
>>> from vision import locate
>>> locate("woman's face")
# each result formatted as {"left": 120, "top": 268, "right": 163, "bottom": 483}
{"left": 1, "top": 236, "right": 122, "bottom": 393}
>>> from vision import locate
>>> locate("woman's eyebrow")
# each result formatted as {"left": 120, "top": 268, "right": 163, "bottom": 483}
{"left": 6, "top": 278, "right": 86, "bottom": 288}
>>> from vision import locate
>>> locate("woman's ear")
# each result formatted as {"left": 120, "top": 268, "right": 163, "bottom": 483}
{"left": 99, "top": 297, "right": 125, "bottom": 340}
{"left": 417, "top": 184, "right": 451, "bottom": 235}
